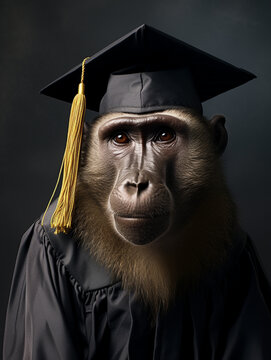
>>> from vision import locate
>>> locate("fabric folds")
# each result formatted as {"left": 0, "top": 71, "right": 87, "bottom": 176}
{"left": 3, "top": 215, "right": 271, "bottom": 359}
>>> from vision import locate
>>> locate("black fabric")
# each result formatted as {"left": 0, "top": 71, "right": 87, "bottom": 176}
{"left": 3, "top": 206, "right": 271, "bottom": 359}
{"left": 41, "top": 202, "right": 114, "bottom": 291}
{"left": 99, "top": 68, "right": 202, "bottom": 115}
{"left": 40, "top": 24, "right": 256, "bottom": 114}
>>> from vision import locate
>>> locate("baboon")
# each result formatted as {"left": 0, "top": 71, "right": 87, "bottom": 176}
{"left": 3, "top": 24, "right": 271, "bottom": 360}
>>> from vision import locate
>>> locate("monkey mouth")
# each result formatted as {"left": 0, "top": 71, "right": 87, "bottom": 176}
{"left": 116, "top": 213, "right": 169, "bottom": 219}
{"left": 113, "top": 213, "right": 170, "bottom": 245}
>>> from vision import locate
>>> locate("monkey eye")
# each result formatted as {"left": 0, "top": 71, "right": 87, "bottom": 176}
{"left": 155, "top": 128, "right": 176, "bottom": 142}
{"left": 112, "top": 132, "right": 130, "bottom": 144}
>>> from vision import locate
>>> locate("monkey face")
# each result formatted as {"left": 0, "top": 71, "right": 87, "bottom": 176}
{"left": 98, "top": 114, "right": 181, "bottom": 245}
{"left": 80, "top": 109, "right": 227, "bottom": 246}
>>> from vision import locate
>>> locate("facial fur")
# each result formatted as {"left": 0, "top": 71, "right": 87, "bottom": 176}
{"left": 73, "top": 108, "right": 237, "bottom": 313}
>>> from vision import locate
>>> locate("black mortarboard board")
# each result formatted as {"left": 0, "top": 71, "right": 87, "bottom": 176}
{"left": 40, "top": 24, "right": 256, "bottom": 115}
{"left": 41, "top": 24, "right": 256, "bottom": 235}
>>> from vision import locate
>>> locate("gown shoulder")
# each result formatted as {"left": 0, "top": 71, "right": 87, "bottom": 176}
{"left": 40, "top": 199, "right": 117, "bottom": 292}
{"left": 2, "top": 200, "right": 119, "bottom": 360}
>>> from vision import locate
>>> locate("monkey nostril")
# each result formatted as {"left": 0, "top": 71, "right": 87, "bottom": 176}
{"left": 126, "top": 181, "right": 137, "bottom": 188}
{"left": 123, "top": 181, "right": 137, "bottom": 196}
{"left": 137, "top": 181, "right": 149, "bottom": 193}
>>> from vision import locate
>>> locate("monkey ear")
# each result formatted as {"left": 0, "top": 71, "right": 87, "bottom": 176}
{"left": 209, "top": 115, "right": 228, "bottom": 155}
{"left": 83, "top": 121, "right": 90, "bottom": 133}
{"left": 79, "top": 122, "right": 91, "bottom": 167}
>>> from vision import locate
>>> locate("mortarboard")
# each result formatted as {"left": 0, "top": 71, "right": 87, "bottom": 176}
{"left": 41, "top": 24, "right": 255, "bottom": 115}
{"left": 40, "top": 24, "right": 256, "bottom": 234}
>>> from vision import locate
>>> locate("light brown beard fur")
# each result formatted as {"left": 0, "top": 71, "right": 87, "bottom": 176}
{"left": 73, "top": 109, "right": 237, "bottom": 315}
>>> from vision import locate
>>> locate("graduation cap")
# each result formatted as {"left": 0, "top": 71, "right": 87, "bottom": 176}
{"left": 41, "top": 24, "right": 256, "bottom": 234}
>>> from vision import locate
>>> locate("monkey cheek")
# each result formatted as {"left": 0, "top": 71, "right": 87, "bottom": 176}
{"left": 113, "top": 215, "right": 171, "bottom": 245}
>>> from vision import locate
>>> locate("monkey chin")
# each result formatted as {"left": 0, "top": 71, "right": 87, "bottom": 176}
{"left": 113, "top": 213, "right": 171, "bottom": 245}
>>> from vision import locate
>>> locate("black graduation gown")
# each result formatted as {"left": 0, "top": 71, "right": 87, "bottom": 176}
{"left": 3, "top": 202, "right": 271, "bottom": 360}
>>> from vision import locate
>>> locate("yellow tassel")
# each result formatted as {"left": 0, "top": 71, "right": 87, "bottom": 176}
{"left": 41, "top": 57, "right": 90, "bottom": 234}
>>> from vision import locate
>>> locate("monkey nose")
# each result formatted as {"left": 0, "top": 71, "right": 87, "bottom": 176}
{"left": 124, "top": 179, "right": 150, "bottom": 196}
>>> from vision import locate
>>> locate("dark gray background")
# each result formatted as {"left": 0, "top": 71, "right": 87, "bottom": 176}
{"left": 1, "top": 0, "right": 270, "bottom": 353}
